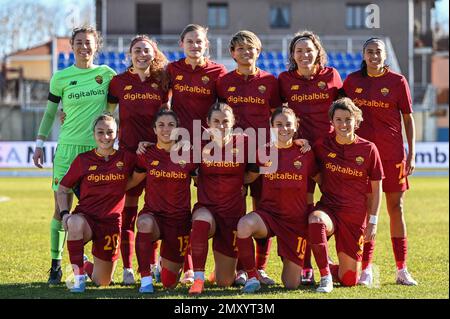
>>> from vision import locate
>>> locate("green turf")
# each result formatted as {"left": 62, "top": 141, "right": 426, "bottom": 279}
{"left": 0, "top": 176, "right": 448, "bottom": 299}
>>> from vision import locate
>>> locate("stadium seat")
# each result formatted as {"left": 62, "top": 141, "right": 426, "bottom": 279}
{"left": 257, "top": 60, "right": 267, "bottom": 69}
{"left": 278, "top": 61, "right": 286, "bottom": 70}
{"left": 335, "top": 52, "right": 344, "bottom": 61}
{"left": 107, "top": 51, "right": 117, "bottom": 62}
{"left": 118, "top": 52, "right": 126, "bottom": 63}
{"left": 266, "top": 51, "right": 275, "bottom": 61}
{"left": 176, "top": 51, "right": 185, "bottom": 60}
{"left": 167, "top": 51, "right": 177, "bottom": 61}
{"left": 276, "top": 51, "right": 285, "bottom": 61}
{"left": 259, "top": 52, "right": 267, "bottom": 60}
{"left": 68, "top": 52, "right": 75, "bottom": 64}
{"left": 98, "top": 52, "right": 107, "bottom": 65}
{"left": 57, "top": 61, "right": 66, "bottom": 70}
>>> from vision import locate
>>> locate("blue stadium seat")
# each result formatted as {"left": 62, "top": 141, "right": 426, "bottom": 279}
{"left": 276, "top": 51, "right": 284, "bottom": 61}
{"left": 98, "top": 52, "right": 107, "bottom": 65}
{"left": 335, "top": 52, "right": 344, "bottom": 61}
{"left": 58, "top": 61, "right": 66, "bottom": 70}
{"left": 68, "top": 52, "right": 75, "bottom": 63}
{"left": 268, "top": 62, "right": 277, "bottom": 70}
{"left": 167, "top": 51, "right": 177, "bottom": 61}
{"left": 354, "top": 52, "right": 363, "bottom": 61}
{"left": 345, "top": 52, "right": 353, "bottom": 61}
{"left": 57, "top": 52, "right": 66, "bottom": 62}
{"left": 259, "top": 52, "right": 267, "bottom": 60}
{"left": 107, "top": 51, "right": 117, "bottom": 62}
{"left": 118, "top": 52, "right": 126, "bottom": 62}
{"left": 176, "top": 51, "right": 185, "bottom": 59}
{"left": 278, "top": 61, "right": 286, "bottom": 70}
{"left": 266, "top": 51, "right": 275, "bottom": 61}
{"left": 257, "top": 60, "right": 267, "bottom": 69}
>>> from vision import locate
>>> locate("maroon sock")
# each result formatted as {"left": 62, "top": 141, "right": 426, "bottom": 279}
{"left": 236, "top": 236, "right": 257, "bottom": 279}
{"left": 183, "top": 250, "right": 193, "bottom": 272}
{"left": 362, "top": 240, "right": 376, "bottom": 270}
{"left": 120, "top": 206, "right": 138, "bottom": 269}
{"left": 136, "top": 232, "right": 152, "bottom": 277}
{"left": 309, "top": 223, "right": 330, "bottom": 277}
{"left": 329, "top": 263, "right": 339, "bottom": 281}
{"left": 303, "top": 204, "right": 315, "bottom": 270}
{"left": 150, "top": 240, "right": 159, "bottom": 265}
{"left": 190, "top": 220, "right": 210, "bottom": 272}
{"left": 392, "top": 237, "right": 407, "bottom": 270}
{"left": 67, "top": 239, "right": 84, "bottom": 275}
{"left": 84, "top": 261, "right": 94, "bottom": 279}
{"left": 255, "top": 237, "right": 271, "bottom": 270}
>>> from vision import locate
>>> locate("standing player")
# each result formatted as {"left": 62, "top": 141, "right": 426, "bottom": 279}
{"left": 107, "top": 35, "right": 169, "bottom": 285}
{"left": 278, "top": 31, "right": 343, "bottom": 284}
{"left": 33, "top": 26, "right": 116, "bottom": 285}
{"left": 128, "top": 109, "right": 198, "bottom": 293}
{"left": 166, "top": 24, "right": 227, "bottom": 284}
{"left": 236, "top": 107, "right": 317, "bottom": 293}
{"left": 216, "top": 30, "right": 282, "bottom": 286}
{"left": 188, "top": 102, "right": 250, "bottom": 295}
{"left": 310, "top": 98, "right": 383, "bottom": 293}
{"left": 56, "top": 114, "right": 135, "bottom": 292}
{"left": 343, "top": 37, "right": 418, "bottom": 286}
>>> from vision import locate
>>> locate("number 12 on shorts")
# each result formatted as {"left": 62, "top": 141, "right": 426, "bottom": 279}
{"left": 178, "top": 235, "right": 189, "bottom": 256}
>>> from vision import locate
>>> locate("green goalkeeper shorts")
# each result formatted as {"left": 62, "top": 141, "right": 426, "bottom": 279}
{"left": 52, "top": 144, "right": 95, "bottom": 191}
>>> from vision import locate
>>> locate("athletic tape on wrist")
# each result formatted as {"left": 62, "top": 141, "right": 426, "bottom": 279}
{"left": 369, "top": 215, "right": 378, "bottom": 225}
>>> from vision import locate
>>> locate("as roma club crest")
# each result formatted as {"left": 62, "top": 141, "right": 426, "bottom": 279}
{"left": 355, "top": 156, "right": 364, "bottom": 165}
{"left": 231, "top": 148, "right": 239, "bottom": 155}
{"left": 179, "top": 160, "right": 187, "bottom": 168}
{"left": 381, "top": 87, "right": 389, "bottom": 96}
{"left": 294, "top": 160, "right": 303, "bottom": 169}
{"left": 54, "top": 178, "right": 59, "bottom": 185}
{"left": 151, "top": 83, "right": 159, "bottom": 90}
{"left": 317, "top": 81, "right": 326, "bottom": 90}
{"left": 116, "top": 161, "right": 124, "bottom": 170}
{"left": 258, "top": 85, "right": 266, "bottom": 94}
{"left": 202, "top": 76, "right": 210, "bottom": 84}
{"left": 95, "top": 75, "right": 103, "bottom": 84}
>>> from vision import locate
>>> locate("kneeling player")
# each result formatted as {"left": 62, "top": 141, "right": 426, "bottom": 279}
{"left": 309, "top": 98, "right": 383, "bottom": 293}
{"left": 57, "top": 113, "right": 135, "bottom": 292}
{"left": 236, "top": 107, "right": 318, "bottom": 293}
{"left": 128, "top": 109, "right": 198, "bottom": 293}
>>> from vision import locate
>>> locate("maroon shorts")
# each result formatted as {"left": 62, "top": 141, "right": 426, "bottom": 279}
{"left": 126, "top": 178, "right": 146, "bottom": 197}
{"left": 255, "top": 210, "right": 308, "bottom": 267}
{"left": 81, "top": 214, "right": 121, "bottom": 262}
{"left": 381, "top": 159, "right": 409, "bottom": 193}
{"left": 140, "top": 211, "right": 192, "bottom": 264}
{"left": 212, "top": 214, "right": 242, "bottom": 259}
{"left": 315, "top": 204, "right": 365, "bottom": 262}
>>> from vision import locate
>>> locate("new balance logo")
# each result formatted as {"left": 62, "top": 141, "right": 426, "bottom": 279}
{"left": 69, "top": 81, "right": 77, "bottom": 85}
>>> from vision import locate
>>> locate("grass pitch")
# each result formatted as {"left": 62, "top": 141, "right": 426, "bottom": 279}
{"left": 0, "top": 175, "right": 448, "bottom": 299}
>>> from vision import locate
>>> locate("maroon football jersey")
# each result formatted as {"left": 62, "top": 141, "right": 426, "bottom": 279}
{"left": 216, "top": 69, "right": 282, "bottom": 140}
{"left": 278, "top": 67, "right": 342, "bottom": 142}
{"left": 256, "top": 145, "right": 318, "bottom": 223}
{"left": 343, "top": 69, "right": 413, "bottom": 161}
{"left": 196, "top": 134, "right": 249, "bottom": 218}
{"left": 167, "top": 58, "right": 227, "bottom": 139}
{"left": 136, "top": 144, "right": 198, "bottom": 221}
{"left": 314, "top": 135, "right": 384, "bottom": 214}
{"left": 108, "top": 70, "right": 169, "bottom": 151}
{"left": 60, "top": 149, "right": 136, "bottom": 222}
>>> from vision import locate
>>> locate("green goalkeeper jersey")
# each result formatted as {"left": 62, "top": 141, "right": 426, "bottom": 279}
{"left": 40, "top": 64, "right": 116, "bottom": 146}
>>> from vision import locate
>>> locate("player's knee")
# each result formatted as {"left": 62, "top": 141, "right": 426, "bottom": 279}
{"left": 136, "top": 216, "right": 153, "bottom": 232}
{"left": 93, "top": 277, "right": 111, "bottom": 287}
{"left": 340, "top": 270, "right": 358, "bottom": 287}
{"left": 308, "top": 211, "right": 326, "bottom": 224}
{"left": 161, "top": 267, "right": 178, "bottom": 289}
{"left": 282, "top": 278, "right": 300, "bottom": 290}
{"left": 67, "top": 215, "right": 84, "bottom": 232}
{"left": 237, "top": 215, "right": 255, "bottom": 237}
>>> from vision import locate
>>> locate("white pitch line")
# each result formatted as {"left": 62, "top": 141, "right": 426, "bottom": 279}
{"left": 0, "top": 196, "right": 11, "bottom": 203}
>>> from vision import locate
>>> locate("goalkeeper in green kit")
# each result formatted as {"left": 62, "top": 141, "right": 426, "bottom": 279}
{"left": 33, "top": 26, "right": 116, "bottom": 285}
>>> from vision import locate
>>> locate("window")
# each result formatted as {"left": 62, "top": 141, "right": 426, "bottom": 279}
{"left": 270, "top": 4, "right": 290, "bottom": 28}
{"left": 346, "top": 3, "right": 370, "bottom": 29}
{"left": 208, "top": 3, "right": 228, "bottom": 29}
